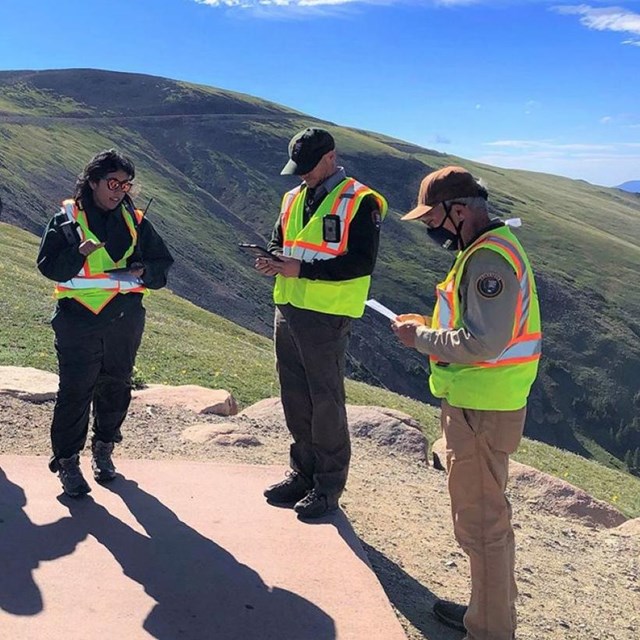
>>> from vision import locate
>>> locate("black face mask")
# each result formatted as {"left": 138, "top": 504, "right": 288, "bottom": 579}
{"left": 426, "top": 225, "right": 460, "bottom": 251}
{"left": 426, "top": 203, "right": 464, "bottom": 251}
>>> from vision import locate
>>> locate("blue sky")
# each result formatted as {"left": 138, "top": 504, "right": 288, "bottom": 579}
{"left": 0, "top": 0, "right": 638, "bottom": 186}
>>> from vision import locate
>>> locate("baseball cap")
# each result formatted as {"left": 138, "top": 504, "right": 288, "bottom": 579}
{"left": 401, "top": 166, "right": 488, "bottom": 220}
{"left": 280, "top": 128, "right": 335, "bottom": 176}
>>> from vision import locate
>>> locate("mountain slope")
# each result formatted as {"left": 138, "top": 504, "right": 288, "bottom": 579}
{"left": 1, "top": 68, "right": 639, "bottom": 472}
{"left": 617, "top": 180, "right": 640, "bottom": 194}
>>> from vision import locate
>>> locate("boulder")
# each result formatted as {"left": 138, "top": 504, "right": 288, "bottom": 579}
{"left": 433, "top": 437, "right": 627, "bottom": 528}
{"left": 0, "top": 366, "right": 59, "bottom": 401}
{"left": 509, "top": 464, "right": 627, "bottom": 528}
{"left": 347, "top": 405, "right": 428, "bottom": 462}
{"left": 133, "top": 384, "right": 238, "bottom": 416}
{"left": 181, "top": 423, "right": 238, "bottom": 443}
{"left": 181, "top": 423, "right": 261, "bottom": 447}
{"left": 238, "top": 397, "right": 285, "bottom": 423}
{"left": 240, "top": 398, "right": 428, "bottom": 461}
{"left": 615, "top": 518, "right": 640, "bottom": 536}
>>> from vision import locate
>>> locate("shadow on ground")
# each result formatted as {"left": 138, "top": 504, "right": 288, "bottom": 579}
{"left": 70, "top": 475, "right": 336, "bottom": 639}
{"left": 0, "top": 467, "right": 87, "bottom": 615}
{"left": 1, "top": 466, "right": 336, "bottom": 640}
{"left": 359, "top": 539, "right": 465, "bottom": 640}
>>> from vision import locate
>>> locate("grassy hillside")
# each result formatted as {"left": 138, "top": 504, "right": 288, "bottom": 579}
{"left": 1, "top": 68, "right": 639, "bottom": 474}
{"left": 2, "top": 221, "right": 639, "bottom": 518}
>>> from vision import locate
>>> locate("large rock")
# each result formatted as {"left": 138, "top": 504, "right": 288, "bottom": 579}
{"left": 0, "top": 366, "right": 59, "bottom": 401}
{"left": 240, "top": 398, "right": 428, "bottom": 461}
{"left": 615, "top": 518, "right": 640, "bottom": 536}
{"left": 347, "top": 405, "right": 428, "bottom": 461}
{"left": 432, "top": 438, "right": 627, "bottom": 529}
{"left": 510, "top": 464, "right": 627, "bottom": 528}
{"left": 132, "top": 384, "right": 238, "bottom": 416}
{"left": 238, "top": 397, "right": 285, "bottom": 424}
{"left": 181, "top": 423, "right": 261, "bottom": 447}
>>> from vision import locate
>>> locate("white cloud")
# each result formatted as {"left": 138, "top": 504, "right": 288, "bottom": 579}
{"left": 478, "top": 138, "right": 640, "bottom": 185}
{"left": 195, "top": 0, "right": 369, "bottom": 7}
{"left": 193, "top": 0, "right": 397, "bottom": 17}
{"left": 193, "top": 0, "right": 473, "bottom": 10}
{"left": 554, "top": 5, "right": 640, "bottom": 45}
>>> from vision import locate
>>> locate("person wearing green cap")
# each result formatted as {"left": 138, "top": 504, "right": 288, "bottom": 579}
{"left": 256, "top": 127, "right": 388, "bottom": 519}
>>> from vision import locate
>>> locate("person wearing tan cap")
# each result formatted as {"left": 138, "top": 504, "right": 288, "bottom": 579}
{"left": 393, "top": 166, "right": 542, "bottom": 640}
{"left": 255, "top": 127, "right": 388, "bottom": 519}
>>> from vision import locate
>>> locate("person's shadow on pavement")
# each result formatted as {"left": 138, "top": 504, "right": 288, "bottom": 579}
{"left": 359, "top": 539, "right": 466, "bottom": 640}
{"left": 0, "top": 467, "right": 88, "bottom": 616}
{"left": 59, "top": 476, "right": 336, "bottom": 640}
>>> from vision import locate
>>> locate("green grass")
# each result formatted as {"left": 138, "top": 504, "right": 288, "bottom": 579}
{"left": 2, "top": 221, "right": 639, "bottom": 518}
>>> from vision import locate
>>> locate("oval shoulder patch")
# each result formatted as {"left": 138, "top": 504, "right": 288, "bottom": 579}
{"left": 476, "top": 273, "right": 504, "bottom": 298}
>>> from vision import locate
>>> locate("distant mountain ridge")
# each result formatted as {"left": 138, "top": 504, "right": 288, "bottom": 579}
{"left": 616, "top": 180, "right": 640, "bottom": 194}
{"left": 0, "top": 68, "right": 639, "bottom": 476}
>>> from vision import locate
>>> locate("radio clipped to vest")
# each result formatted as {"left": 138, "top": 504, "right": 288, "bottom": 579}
{"left": 59, "top": 219, "right": 80, "bottom": 246}
{"left": 323, "top": 215, "right": 341, "bottom": 243}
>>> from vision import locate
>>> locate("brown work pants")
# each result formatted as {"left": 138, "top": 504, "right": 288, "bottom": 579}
{"left": 441, "top": 400, "right": 526, "bottom": 640}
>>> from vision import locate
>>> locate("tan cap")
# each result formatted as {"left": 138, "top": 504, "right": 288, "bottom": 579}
{"left": 401, "top": 166, "right": 487, "bottom": 220}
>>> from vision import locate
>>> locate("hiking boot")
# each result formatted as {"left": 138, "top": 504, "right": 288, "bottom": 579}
{"left": 57, "top": 455, "right": 91, "bottom": 497}
{"left": 91, "top": 440, "right": 117, "bottom": 482}
{"left": 263, "top": 471, "right": 311, "bottom": 505}
{"left": 294, "top": 489, "right": 339, "bottom": 519}
{"left": 432, "top": 599, "right": 467, "bottom": 632}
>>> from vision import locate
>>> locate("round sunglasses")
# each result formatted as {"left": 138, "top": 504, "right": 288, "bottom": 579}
{"left": 103, "top": 177, "right": 133, "bottom": 193}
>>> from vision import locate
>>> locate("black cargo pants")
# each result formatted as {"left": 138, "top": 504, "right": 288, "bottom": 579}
{"left": 49, "top": 304, "right": 145, "bottom": 463}
{"left": 274, "top": 304, "right": 351, "bottom": 498}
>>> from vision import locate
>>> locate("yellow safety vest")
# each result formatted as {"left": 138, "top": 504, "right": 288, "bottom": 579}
{"left": 429, "top": 225, "right": 542, "bottom": 410}
{"left": 273, "top": 178, "right": 387, "bottom": 318}
{"left": 54, "top": 199, "right": 148, "bottom": 314}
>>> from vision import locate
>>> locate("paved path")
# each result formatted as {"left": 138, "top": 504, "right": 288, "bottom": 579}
{"left": 0, "top": 455, "right": 407, "bottom": 640}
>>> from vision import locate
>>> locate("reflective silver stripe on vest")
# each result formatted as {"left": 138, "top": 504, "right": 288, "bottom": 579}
{"left": 484, "top": 337, "right": 542, "bottom": 364}
{"left": 288, "top": 248, "right": 331, "bottom": 261}
{"left": 436, "top": 288, "right": 453, "bottom": 328}
{"left": 57, "top": 276, "right": 143, "bottom": 290}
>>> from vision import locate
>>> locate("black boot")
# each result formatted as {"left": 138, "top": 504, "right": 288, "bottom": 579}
{"left": 432, "top": 599, "right": 467, "bottom": 632}
{"left": 91, "top": 440, "right": 117, "bottom": 482}
{"left": 57, "top": 455, "right": 91, "bottom": 497}
{"left": 294, "top": 489, "right": 339, "bottom": 519}
{"left": 263, "top": 471, "right": 311, "bottom": 505}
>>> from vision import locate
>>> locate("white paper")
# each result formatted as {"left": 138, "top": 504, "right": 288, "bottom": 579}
{"left": 365, "top": 299, "right": 398, "bottom": 321}
{"left": 505, "top": 217, "right": 522, "bottom": 228}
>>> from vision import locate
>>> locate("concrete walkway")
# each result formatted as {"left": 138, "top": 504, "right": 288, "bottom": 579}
{"left": 0, "top": 455, "right": 407, "bottom": 640}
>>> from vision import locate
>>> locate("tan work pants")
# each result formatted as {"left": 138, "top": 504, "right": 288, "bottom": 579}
{"left": 441, "top": 400, "right": 526, "bottom": 640}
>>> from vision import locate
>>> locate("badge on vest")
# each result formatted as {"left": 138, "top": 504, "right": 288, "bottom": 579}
{"left": 323, "top": 215, "right": 341, "bottom": 243}
{"left": 476, "top": 273, "right": 504, "bottom": 298}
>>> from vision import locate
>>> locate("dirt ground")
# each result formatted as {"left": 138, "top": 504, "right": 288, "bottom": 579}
{"left": 1, "top": 394, "right": 638, "bottom": 640}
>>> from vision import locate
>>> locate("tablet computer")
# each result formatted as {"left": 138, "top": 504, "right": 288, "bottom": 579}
{"left": 104, "top": 267, "right": 134, "bottom": 274}
{"left": 238, "top": 244, "right": 282, "bottom": 261}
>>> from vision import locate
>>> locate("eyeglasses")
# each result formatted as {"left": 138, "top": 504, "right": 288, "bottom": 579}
{"left": 103, "top": 177, "right": 133, "bottom": 193}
